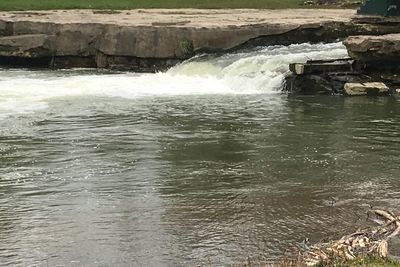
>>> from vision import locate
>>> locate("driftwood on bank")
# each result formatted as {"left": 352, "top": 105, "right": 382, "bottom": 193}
{"left": 304, "top": 209, "right": 400, "bottom": 266}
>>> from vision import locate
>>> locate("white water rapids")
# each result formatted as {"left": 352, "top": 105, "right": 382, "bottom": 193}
{"left": 3, "top": 41, "right": 400, "bottom": 267}
{"left": 0, "top": 42, "right": 347, "bottom": 117}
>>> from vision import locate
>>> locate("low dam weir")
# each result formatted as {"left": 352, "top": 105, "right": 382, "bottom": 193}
{"left": 0, "top": 42, "right": 347, "bottom": 116}
{"left": 2, "top": 9, "right": 400, "bottom": 71}
{"left": 2, "top": 40, "right": 400, "bottom": 266}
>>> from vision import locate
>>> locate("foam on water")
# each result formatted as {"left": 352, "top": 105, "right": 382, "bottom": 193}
{"left": 0, "top": 42, "right": 347, "bottom": 116}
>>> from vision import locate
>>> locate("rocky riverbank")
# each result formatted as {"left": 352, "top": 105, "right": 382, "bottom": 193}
{"left": 284, "top": 17, "right": 400, "bottom": 96}
{"left": 2, "top": 9, "right": 400, "bottom": 71}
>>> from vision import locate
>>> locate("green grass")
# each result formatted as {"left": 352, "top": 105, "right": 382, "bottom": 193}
{"left": 0, "top": 0, "right": 312, "bottom": 11}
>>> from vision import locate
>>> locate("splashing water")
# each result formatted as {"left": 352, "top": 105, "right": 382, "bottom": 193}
{"left": 0, "top": 42, "right": 347, "bottom": 116}
{"left": 2, "top": 41, "right": 400, "bottom": 267}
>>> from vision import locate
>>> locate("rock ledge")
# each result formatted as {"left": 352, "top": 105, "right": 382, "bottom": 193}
{"left": 2, "top": 9, "right": 400, "bottom": 71}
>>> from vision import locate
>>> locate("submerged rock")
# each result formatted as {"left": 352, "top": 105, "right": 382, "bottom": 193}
{"left": 285, "top": 31, "right": 400, "bottom": 96}
{"left": 284, "top": 72, "right": 371, "bottom": 95}
{"left": 284, "top": 58, "right": 374, "bottom": 95}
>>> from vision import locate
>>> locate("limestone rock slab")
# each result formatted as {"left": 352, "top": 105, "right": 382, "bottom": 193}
{"left": 0, "top": 34, "right": 54, "bottom": 57}
{"left": 344, "top": 33, "right": 400, "bottom": 62}
{"left": 344, "top": 82, "right": 389, "bottom": 95}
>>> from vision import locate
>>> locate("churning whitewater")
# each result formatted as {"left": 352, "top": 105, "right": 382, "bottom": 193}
{"left": 2, "top": 41, "right": 400, "bottom": 267}
{"left": 0, "top": 42, "right": 347, "bottom": 116}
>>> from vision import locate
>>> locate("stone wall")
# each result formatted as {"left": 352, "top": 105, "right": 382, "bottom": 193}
{"left": 2, "top": 10, "right": 400, "bottom": 71}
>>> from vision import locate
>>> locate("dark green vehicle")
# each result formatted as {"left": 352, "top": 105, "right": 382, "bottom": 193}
{"left": 358, "top": 0, "right": 400, "bottom": 16}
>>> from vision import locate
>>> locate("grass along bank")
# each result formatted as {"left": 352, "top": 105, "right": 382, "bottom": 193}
{"left": 0, "top": 0, "right": 353, "bottom": 10}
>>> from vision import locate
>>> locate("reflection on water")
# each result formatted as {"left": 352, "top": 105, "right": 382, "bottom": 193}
{"left": 1, "top": 94, "right": 400, "bottom": 266}
{"left": 0, "top": 42, "right": 400, "bottom": 266}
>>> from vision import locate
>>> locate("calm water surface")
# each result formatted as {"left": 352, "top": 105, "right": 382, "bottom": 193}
{"left": 1, "top": 43, "right": 400, "bottom": 266}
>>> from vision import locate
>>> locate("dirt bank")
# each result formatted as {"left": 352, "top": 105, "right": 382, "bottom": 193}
{"left": 0, "top": 9, "right": 355, "bottom": 27}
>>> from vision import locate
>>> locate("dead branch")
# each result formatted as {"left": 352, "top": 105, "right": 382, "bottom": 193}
{"left": 303, "top": 209, "right": 400, "bottom": 266}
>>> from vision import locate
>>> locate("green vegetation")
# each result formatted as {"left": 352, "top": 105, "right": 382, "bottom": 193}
{"left": 180, "top": 39, "right": 195, "bottom": 57}
{"left": 0, "top": 0, "right": 310, "bottom": 11}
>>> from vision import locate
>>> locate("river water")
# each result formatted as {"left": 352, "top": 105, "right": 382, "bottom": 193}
{"left": 1, "top": 42, "right": 400, "bottom": 266}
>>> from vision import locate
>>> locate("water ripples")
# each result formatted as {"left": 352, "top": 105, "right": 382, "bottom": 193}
{"left": 0, "top": 44, "right": 399, "bottom": 266}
